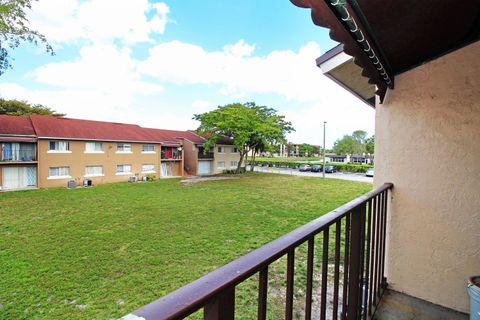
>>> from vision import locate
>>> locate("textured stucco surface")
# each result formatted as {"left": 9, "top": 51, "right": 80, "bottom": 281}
{"left": 374, "top": 42, "right": 480, "bottom": 312}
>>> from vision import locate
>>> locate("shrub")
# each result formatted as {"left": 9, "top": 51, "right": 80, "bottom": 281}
{"left": 146, "top": 174, "right": 156, "bottom": 181}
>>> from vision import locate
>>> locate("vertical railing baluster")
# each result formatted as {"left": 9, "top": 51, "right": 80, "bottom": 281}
{"left": 346, "top": 205, "right": 364, "bottom": 320}
{"left": 204, "top": 286, "right": 235, "bottom": 320}
{"left": 380, "top": 190, "right": 389, "bottom": 290}
{"left": 341, "top": 214, "right": 350, "bottom": 320}
{"left": 321, "top": 227, "right": 329, "bottom": 320}
{"left": 286, "top": 250, "right": 295, "bottom": 320}
{"left": 374, "top": 193, "right": 383, "bottom": 304}
{"left": 305, "top": 238, "right": 314, "bottom": 320}
{"left": 258, "top": 267, "right": 268, "bottom": 320}
{"left": 367, "top": 197, "right": 376, "bottom": 317}
{"left": 358, "top": 201, "right": 367, "bottom": 319}
{"left": 333, "top": 221, "right": 341, "bottom": 320}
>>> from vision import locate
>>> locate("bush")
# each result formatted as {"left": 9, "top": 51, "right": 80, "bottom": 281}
{"left": 249, "top": 159, "right": 373, "bottom": 173}
{"left": 146, "top": 174, "right": 156, "bottom": 181}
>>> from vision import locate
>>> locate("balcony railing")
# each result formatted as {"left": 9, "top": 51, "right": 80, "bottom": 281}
{"left": 161, "top": 152, "right": 182, "bottom": 160}
{"left": 1, "top": 149, "right": 37, "bottom": 162}
{"left": 121, "top": 183, "right": 393, "bottom": 320}
{"left": 198, "top": 151, "right": 214, "bottom": 159}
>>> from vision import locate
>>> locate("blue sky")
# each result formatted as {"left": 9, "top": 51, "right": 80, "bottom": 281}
{"left": 0, "top": 0, "right": 374, "bottom": 148}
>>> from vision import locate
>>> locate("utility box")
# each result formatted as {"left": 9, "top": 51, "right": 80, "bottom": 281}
{"left": 67, "top": 180, "right": 76, "bottom": 189}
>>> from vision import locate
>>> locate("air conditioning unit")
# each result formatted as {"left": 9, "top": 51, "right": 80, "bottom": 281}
{"left": 83, "top": 179, "right": 93, "bottom": 187}
{"left": 129, "top": 176, "right": 137, "bottom": 183}
{"left": 67, "top": 180, "right": 77, "bottom": 189}
{"left": 141, "top": 176, "right": 148, "bottom": 182}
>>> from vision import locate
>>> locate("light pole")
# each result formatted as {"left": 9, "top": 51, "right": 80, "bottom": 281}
{"left": 322, "top": 121, "right": 327, "bottom": 178}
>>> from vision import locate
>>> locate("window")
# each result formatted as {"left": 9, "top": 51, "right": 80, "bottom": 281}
{"left": 85, "top": 142, "right": 103, "bottom": 152}
{"left": 231, "top": 161, "right": 238, "bottom": 167}
{"left": 217, "top": 146, "right": 225, "bottom": 153}
{"left": 117, "top": 143, "right": 132, "bottom": 153}
{"left": 142, "top": 164, "right": 155, "bottom": 173}
{"left": 48, "top": 141, "right": 70, "bottom": 152}
{"left": 116, "top": 164, "right": 132, "bottom": 175}
{"left": 231, "top": 147, "right": 238, "bottom": 153}
{"left": 48, "top": 166, "right": 70, "bottom": 179}
{"left": 217, "top": 161, "right": 225, "bottom": 168}
{"left": 85, "top": 165, "right": 103, "bottom": 177}
{"left": 142, "top": 144, "right": 155, "bottom": 152}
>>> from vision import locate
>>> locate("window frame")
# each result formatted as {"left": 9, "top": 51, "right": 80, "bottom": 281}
{"left": 85, "top": 142, "right": 104, "bottom": 153}
{"left": 142, "top": 144, "right": 156, "bottom": 153}
{"left": 116, "top": 164, "right": 132, "bottom": 175}
{"left": 85, "top": 165, "right": 104, "bottom": 177}
{"left": 48, "top": 140, "right": 71, "bottom": 153}
{"left": 141, "top": 164, "right": 155, "bottom": 173}
{"left": 116, "top": 143, "right": 132, "bottom": 153}
{"left": 47, "top": 166, "right": 71, "bottom": 179}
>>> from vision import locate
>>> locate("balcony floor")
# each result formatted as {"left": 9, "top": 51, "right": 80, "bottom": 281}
{"left": 374, "top": 289, "right": 468, "bottom": 320}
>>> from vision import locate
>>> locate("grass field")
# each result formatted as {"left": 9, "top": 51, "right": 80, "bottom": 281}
{"left": 0, "top": 173, "right": 371, "bottom": 319}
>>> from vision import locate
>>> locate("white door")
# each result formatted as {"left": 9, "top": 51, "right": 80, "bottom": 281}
{"left": 2, "top": 167, "right": 37, "bottom": 190}
{"left": 198, "top": 161, "right": 212, "bottom": 175}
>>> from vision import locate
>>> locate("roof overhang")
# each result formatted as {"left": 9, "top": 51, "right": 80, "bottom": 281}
{"left": 317, "top": 44, "right": 375, "bottom": 107}
{"left": 291, "top": 0, "right": 480, "bottom": 104}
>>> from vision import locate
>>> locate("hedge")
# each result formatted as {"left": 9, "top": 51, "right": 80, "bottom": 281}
{"left": 248, "top": 158, "right": 373, "bottom": 173}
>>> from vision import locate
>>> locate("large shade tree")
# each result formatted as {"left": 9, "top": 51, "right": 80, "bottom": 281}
{"left": 0, "top": 0, "right": 53, "bottom": 75}
{"left": 193, "top": 102, "right": 294, "bottom": 173}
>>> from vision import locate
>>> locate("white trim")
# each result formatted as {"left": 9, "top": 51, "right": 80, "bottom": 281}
{"left": 318, "top": 51, "right": 352, "bottom": 73}
{"left": 115, "top": 172, "right": 132, "bottom": 176}
{"left": 47, "top": 175, "right": 72, "bottom": 180}
{"left": 84, "top": 174, "right": 104, "bottom": 178}
{"left": 115, "top": 151, "right": 133, "bottom": 154}
{"left": 141, "top": 170, "right": 156, "bottom": 174}
{"left": 47, "top": 150, "right": 72, "bottom": 154}
{"left": 141, "top": 151, "right": 156, "bottom": 154}
{"left": 84, "top": 151, "right": 104, "bottom": 154}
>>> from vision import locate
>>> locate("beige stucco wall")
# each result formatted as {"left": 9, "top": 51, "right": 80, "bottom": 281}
{"left": 213, "top": 144, "right": 242, "bottom": 174}
{"left": 375, "top": 41, "right": 480, "bottom": 313}
{"left": 38, "top": 140, "right": 162, "bottom": 188}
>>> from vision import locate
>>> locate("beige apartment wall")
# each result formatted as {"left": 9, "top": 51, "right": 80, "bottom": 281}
{"left": 38, "top": 140, "right": 161, "bottom": 188}
{"left": 375, "top": 42, "right": 480, "bottom": 313}
{"left": 213, "top": 145, "right": 242, "bottom": 174}
{"left": 183, "top": 139, "right": 198, "bottom": 175}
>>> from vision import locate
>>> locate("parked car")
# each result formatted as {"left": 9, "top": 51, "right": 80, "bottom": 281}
{"left": 366, "top": 168, "right": 374, "bottom": 177}
{"left": 311, "top": 164, "right": 322, "bottom": 172}
{"left": 298, "top": 164, "right": 311, "bottom": 172}
{"left": 324, "top": 165, "right": 336, "bottom": 173}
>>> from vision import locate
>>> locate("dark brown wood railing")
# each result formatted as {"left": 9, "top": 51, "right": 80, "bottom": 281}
{"left": 121, "top": 183, "right": 393, "bottom": 320}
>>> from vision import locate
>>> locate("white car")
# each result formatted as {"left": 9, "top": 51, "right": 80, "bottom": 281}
{"left": 366, "top": 168, "right": 374, "bottom": 177}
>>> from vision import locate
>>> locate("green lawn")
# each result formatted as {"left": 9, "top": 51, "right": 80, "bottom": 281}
{"left": 0, "top": 173, "right": 371, "bottom": 319}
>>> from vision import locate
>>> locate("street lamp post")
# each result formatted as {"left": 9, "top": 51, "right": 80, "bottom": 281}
{"left": 323, "top": 121, "right": 326, "bottom": 179}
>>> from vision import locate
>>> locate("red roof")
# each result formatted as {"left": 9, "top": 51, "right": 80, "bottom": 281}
{"left": 0, "top": 115, "right": 206, "bottom": 145}
{"left": 143, "top": 128, "right": 205, "bottom": 145}
{"left": 30, "top": 115, "right": 157, "bottom": 142}
{"left": 0, "top": 115, "right": 36, "bottom": 136}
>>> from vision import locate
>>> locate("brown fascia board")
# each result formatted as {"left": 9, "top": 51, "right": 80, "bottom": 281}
{"left": 290, "top": 0, "right": 389, "bottom": 100}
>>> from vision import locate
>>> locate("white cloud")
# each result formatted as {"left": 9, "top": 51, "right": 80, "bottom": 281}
{"left": 139, "top": 40, "right": 346, "bottom": 102}
{"left": 28, "top": 0, "right": 170, "bottom": 45}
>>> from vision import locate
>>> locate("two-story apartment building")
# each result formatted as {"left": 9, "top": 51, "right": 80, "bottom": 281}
{"left": 0, "top": 115, "right": 244, "bottom": 190}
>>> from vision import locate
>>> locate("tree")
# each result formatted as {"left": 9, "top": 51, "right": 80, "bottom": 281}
{"left": 193, "top": 102, "right": 294, "bottom": 173}
{"left": 0, "top": 0, "right": 54, "bottom": 75}
{"left": 311, "top": 145, "right": 321, "bottom": 156}
{"left": 299, "top": 143, "right": 313, "bottom": 157}
{"left": 333, "top": 135, "right": 354, "bottom": 154}
{"left": 0, "top": 99, "right": 64, "bottom": 116}
{"left": 366, "top": 135, "right": 375, "bottom": 154}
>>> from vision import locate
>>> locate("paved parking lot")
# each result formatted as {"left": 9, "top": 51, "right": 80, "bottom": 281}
{"left": 250, "top": 166, "right": 373, "bottom": 183}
